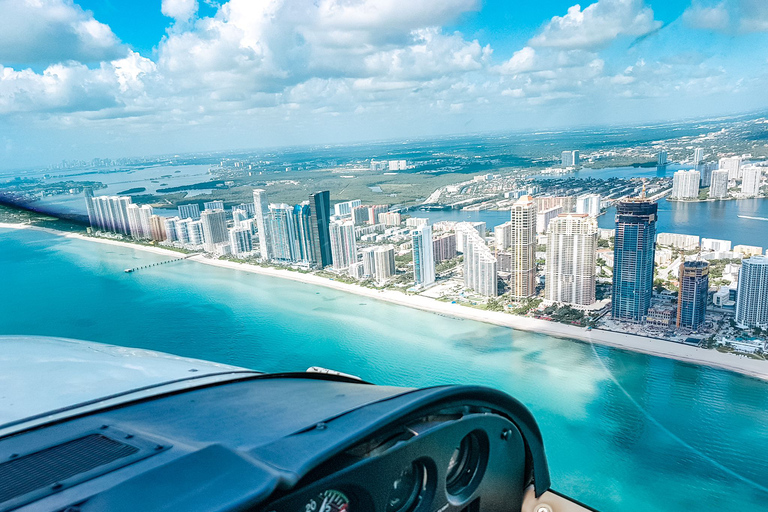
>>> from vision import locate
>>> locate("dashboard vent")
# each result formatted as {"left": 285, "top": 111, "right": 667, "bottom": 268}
{"left": 0, "top": 434, "right": 137, "bottom": 504}
{"left": 0, "top": 428, "right": 168, "bottom": 511}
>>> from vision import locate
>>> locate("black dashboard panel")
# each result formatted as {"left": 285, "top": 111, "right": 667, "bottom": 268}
{"left": 1, "top": 375, "right": 549, "bottom": 512}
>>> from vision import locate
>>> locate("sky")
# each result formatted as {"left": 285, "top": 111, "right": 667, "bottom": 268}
{"left": 1, "top": 0, "right": 768, "bottom": 169}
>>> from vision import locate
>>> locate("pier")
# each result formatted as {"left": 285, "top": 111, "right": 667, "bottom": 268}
{"left": 124, "top": 252, "right": 198, "bottom": 273}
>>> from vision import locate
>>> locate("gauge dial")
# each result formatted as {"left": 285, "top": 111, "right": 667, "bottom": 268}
{"left": 303, "top": 489, "right": 349, "bottom": 512}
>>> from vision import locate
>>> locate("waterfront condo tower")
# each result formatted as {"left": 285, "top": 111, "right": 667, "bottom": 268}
{"left": 412, "top": 225, "right": 436, "bottom": 288}
{"left": 253, "top": 189, "right": 273, "bottom": 260}
{"left": 611, "top": 199, "right": 658, "bottom": 323}
{"left": 309, "top": 191, "right": 333, "bottom": 268}
{"left": 545, "top": 214, "right": 598, "bottom": 306}
{"left": 735, "top": 255, "right": 768, "bottom": 328}
{"left": 508, "top": 195, "right": 537, "bottom": 298}
{"left": 676, "top": 260, "right": 709, "bottom": 330}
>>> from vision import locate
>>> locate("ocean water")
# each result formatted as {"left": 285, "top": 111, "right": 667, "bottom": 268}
{"left": 1, "top": 227, "right": 768, "bottom": 511}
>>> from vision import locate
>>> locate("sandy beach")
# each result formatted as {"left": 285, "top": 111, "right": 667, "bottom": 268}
{"left": 4, "top": 221, "right": 767, "bottom": 381}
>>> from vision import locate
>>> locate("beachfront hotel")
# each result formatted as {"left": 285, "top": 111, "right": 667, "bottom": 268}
{"left": 612, "top": 199, "right": 657, "bottom": 323}
{"left": 412, "top": 225, "right": 436, "bottom": 288}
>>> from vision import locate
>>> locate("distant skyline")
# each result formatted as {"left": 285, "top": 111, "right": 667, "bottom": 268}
{"left": 1, "top": 0, "right": 768, "bottom": 169}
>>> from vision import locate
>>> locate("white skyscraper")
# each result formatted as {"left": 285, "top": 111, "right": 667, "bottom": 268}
{"left": 200, "top": 210, "right": 228, "bottom": 252}
{"left": 267, "top": 204, "right": 299, "bottom": 262}
{"left": 329, "top": 220, "right": 357, "bottom": 270}
{"left": 126, "top": 204, "right": 143, "bottom": 239}
{"left": 709, "top": 170, "right": 729, "bottom": 199}
{"left": 361, "top": 247, "right": 377, "bottom": 277}
{"left": 188, "top": 220, "right": 205, "bottom": 246}
{"left": 508, "top": 196, "right": 537, "bottom": 298}
{"left": 536, "top": 206, "right": 563, "bottom": 233}
{"left": 741, "top": 166, "right": 762, "bottom": 197}
{"left": 253, "top": 189, "right": 272, "bottom": 260}
{"left": 657, "top": 150, "right": 668, "bottom": 166}
{"left": 204, "top": 200, "right": 224, "bottom": 211}
{"left": 412, "top": 225, "right": 435, "bottom": 288}
{"left": 671, "top": 169, "right": 701, "bottom": 199}
{"left": 89, "top": 196, "right": 132, "bottom": 235}
{"left": 463, "top": 228, "right": 497, "bottom": 296}
{"left": 373, "top": 245, "right": 396, "bottom": 283}
{"left": 178, "top": 203, "right": 200, "bottom": 220}
{"left": 735, "top": 256, "right": 768, "bottom": 328}
{"left": 138, "top": 205, "right": 153, "bottom": 239}
{"left": 693, "top": 148, "right": 704, "bottom": 166}
{"left": 576, "top": 194, "right": 601, "bottom": 217}
{"left": 163, "top": 217, "right": 179, "bottom": 242}
{"left": 494, "top": 221, "right": 513, "bottom": 250}
{"left": 333, "top": 200, "right": 362, "bottom": 217}
{"left": 719, "top": 156, "right": 742, "bottom": 181}
{"left": 175, "top": 218, "right": 191, "bottom": 244}
{"left": 228, "top": 227, "right": 253, "bottom": 257}
{"left": 545, "top": 214, "right": 598, "bottom": 306}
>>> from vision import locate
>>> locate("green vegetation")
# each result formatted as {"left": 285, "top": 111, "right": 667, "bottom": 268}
{"left": 510, "top": 297, "right": 542, "bottom": 315}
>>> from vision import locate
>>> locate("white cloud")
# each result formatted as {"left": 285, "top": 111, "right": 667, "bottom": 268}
{"left": 683, "top": 2, "right": 730, "bottom": 31}
{"left": 682, "top": 0, "right": 768, "bottom": 33}
{"left": 162, "top": 0, "right": 199, "bottom": 22}
{"left": 529, "top": 0, "right": 661, "bottom": 50}
{"left": 0, "top": 0, "right": 123, "bottom": 65}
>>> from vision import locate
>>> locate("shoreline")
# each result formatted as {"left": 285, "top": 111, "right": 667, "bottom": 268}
{"left": 3, "top": 221, "right": 767, "bottom": 382}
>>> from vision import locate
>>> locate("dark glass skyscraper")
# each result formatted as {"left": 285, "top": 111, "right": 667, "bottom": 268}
{"left": 612, "top": 199, "right": 657, "bottom": 323}
{"left": 677, "top": 260, "right": 709, "bottom": 330}
{"left": 309, "top": 191, "right": 332, "bottom": 268}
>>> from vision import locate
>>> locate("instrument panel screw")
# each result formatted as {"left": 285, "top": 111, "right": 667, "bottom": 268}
{"left": 100, "top": 425, "right": 109, "bottom": 430}
{"left": 155, "top": 445, "right": 165, "bottom": 451}
{"left": 9, "top": 453, "right": 18, "bottom": 459}
{"left": 501, "top": 429, "right": 513, "bottom": 441}
{"left": 51, "top": 483, "right": 63, "bottom": 490}
{"left": 316, "top": 422, "right": 327, "bottom": 430}
{"left": 536, "top": 505, "right": 553, "bottom": 512}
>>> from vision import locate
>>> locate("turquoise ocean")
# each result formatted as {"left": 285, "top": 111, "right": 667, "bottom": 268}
{"left": 1, "top": 227, "right": 767, "bottom": 511}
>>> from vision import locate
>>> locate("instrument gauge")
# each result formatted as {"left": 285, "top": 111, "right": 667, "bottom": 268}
{"left": 302, "top": 489, "right": 349, "bottom": 512}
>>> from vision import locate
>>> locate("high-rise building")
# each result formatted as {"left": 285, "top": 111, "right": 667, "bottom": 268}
{"left": 536, "top": 206, "right": 562, "bottom": 234}
{"left": 657, "top": 150, "right": 668, "bottom": 166}
{"left": 545, "top": 214, "right": 597, "bottom": 306}
{"left": 163, "top": 217, "right": 179, "bottom": 242}
{"left": 494, "top": 221, "right": 513, "bottom": 250}
{"left": 741, "top": 166, "right": 762, "bottom": 197}
{"left": 406, "top": 217, "right": 429, "bottom": 228}
{"left": 561, "top": 150, "right": 579, "bottom": 167}
{"left": 126, "top": 204, "right": 143, "bottom": 239}
{"left": 719, "top": 156, "right": 742, "bottom": 181}
{"left": 693, "top": 148, "right": 704, "bottom": 166}
{"left": 149, "top": 215, "right": 166, "bottom": 242}
{"left": 232, "top": 203, "right": 255, "bottom": 218}
{"left": 178, "top": 203, "right": 201, "bottom": 220}
{"left": 709, "top": 170, "right": 729, "bottom": 199}
{"left": 378, "top": 212, "right": 402, "bottom": 226}
{"left": 228, "top": 227, "right": 253, "bottom": 257}
{"left": 373, "top": 245, "right": 396, "bottom": 283}
{"left": 656, "top": 233, "right": 700, "bottom": 250}
{"left": 534, "top": 196, "right": 575, "bottom": 213}
{"left": 671, "top": 169, "right": 700, "bottom": 199}
{"left": 508, "top": 196, "right": 537, "bottom": 298}
{"left": 699, "top": 162, "right": 714, "bottom": 187}
{"left": 361, "top": 247, "right": 377, "bottom": 277}
{"left": 576, "top": 194, "right": 601, "bottom": 217}
{"left": 412, "top": 225, "right": 435, "bottom": 288}
{"left": 253, "top": 189, "right": 272, "bottom": 260}
{"left": 88, "top": 195, "right": 132, "bottom": 235}
{"left": 433, "top": 233, "right": 457, "bottom": 262}
{"left": 701, "top": 238, "right": 731, "bottom": 252}
{"left": 175, "top": 218, "right": 191, "bottom": 244}
{"left": 676, "top": 261, "right": 709, "bottom": 330}
{"left": 294, "top": 203, "right": 315, "bottom": 264}
{"left": 232, "top": 208, "right": 249, "bottom": 229}
{"left": 309, "top": 191, "right": 332, "bottom": 267}
{"left": 203, "top": 200, "right": 224, "bottom": 211}
{"left": 267, "top": 204, "right": 299, "bottom": 262}
{"left": 367, "top": 205, "right": 389, "bottom": 225}
{"left": 200, "top": 210, "right": 228, "bottom": 252}
{"left": 351, "top": 205, "right": 370, "bottom": 226}
{"left": 139, "top": 205, "right": 153, "bottom": 239}
{"left": 83, "top": 187, "right": 96, "bottom": 227}
{"left": 612, "top": 199, "right": 657, "bottom": 323}
{"left": 334, "top": 200, "right": 362, "bottom": 218}
{"left": 329, "top": 220, "right": 357, "bottom": 270}
{"left": 735, "top": 256, "right": 768, "bottom": 328}
{"left": 463, "top": 229, "right": 497, "bottom": 296}
{"left": 188, "top": 220, "right": 205, "bottom": 246}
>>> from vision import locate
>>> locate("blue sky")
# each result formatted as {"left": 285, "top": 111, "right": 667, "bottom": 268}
{"left": 0, "top": 0, "right": 767, "bottom": 169}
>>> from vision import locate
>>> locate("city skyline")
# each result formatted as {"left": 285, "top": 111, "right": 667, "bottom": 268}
{"left": 3, "top": 0, "right": 768, "bottom": 169}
